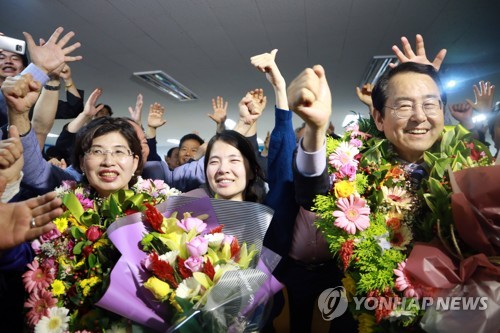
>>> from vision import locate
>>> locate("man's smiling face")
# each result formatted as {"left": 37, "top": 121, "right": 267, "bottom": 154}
{"left": 373, "top": 71, "right": 444, "bottom": 163}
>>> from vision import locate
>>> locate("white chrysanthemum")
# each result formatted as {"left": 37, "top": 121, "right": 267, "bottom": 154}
{"left": 176, "top": 277, "right": 202, "bottom": 300}
{"left": 382, "top": 186, "right": 412, "bottom": 212}
{"left": 204, "top": 233, "right": 225, "bottom": 248}
{"left": 34, "top": 307, "right": 70, "bottom": 333}
{"left": 159, "top": 250, "right": 179, "bottom": 266}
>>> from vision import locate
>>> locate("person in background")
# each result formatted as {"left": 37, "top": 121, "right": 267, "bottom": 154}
{"left": 178, "top": 133, "right": 205, "bottom": 165}
{"left": 165, "top": 146, "right": 180, "bottom": 170}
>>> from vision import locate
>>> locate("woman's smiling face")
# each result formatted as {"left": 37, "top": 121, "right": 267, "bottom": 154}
{"left": 81, "top": 131, "right": 139, "bottom": 197}
{"left": 206, "top": 140, "right": 251, "bottom": 201}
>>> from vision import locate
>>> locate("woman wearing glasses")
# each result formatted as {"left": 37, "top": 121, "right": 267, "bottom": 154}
{"left": 72, "top": 117, "right": 143, "bottom": 197}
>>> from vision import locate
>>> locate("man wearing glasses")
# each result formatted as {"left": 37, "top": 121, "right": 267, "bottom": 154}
{"left": 371, "top": 62, "right": 446, "bottom": 164}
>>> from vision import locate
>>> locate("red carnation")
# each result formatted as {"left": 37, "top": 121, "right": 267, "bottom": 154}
{"left": 230, "top": 238, "right": 240, "bottom": 258}
{"left": 209, "top": 224, "right": 225, "bottom": 234}
{"left": 203, "top": 258, "right": 215, "bottom": 280}
{"left": 144, "top": 203, "right": 164, "bottom": 233}
{"left": 177, "top": 257, "right": 192, "bottom": 279}
{"left": 152, "top": 255, "right": 178, "bottom": 288}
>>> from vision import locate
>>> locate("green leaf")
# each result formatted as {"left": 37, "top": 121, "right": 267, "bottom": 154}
{"left": 88, "top": 253, "right": 97, "bottom": 268}
{"left": 73, "top": 241, "right": 85, "bottom": 255}
{"left": 62, "top": 192, "right": 84, "bottom": 221}
{"left": 70, "top": 226, "right": 85, "bottom": 240}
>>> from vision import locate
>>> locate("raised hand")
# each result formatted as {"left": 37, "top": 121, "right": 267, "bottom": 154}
{"left": 250, "top": 49, "right": 285, "bottom": 88}
{"left": 466, "top": 81, "right": 495, "bottom": 113}
{"left": 449, "top": 103, "right": 474, "bottom": 129}
{"left": 356, "top": 83, "right": 375, "bottom": 117}
{"left": 390, "top": 34, "right": 447, "bottom": 71}
{"left": 147, "top": 103, "right": 167, "bottom": 129}
{"left": 82, "top": 88, "right": 104, "bottom": 117}
{"left": 128, "top": 93, "right": 144, "bottom": 124}
{"left": 1, "top": 74, "right": 41, "bottom": 114}
{"left": 24, "top": 27, "right": 82, "bottom": 75}
{"left": 238, "top": 89, "right": 266, "bottom": 125}
{"left": 209, "top": 96, "right": 228, "bottom": 125}
{"left": 0, "top": 177, "right": 63, "bottom": 250}
{"left": 287, "top": 65, "right": 331, "bottom": 151}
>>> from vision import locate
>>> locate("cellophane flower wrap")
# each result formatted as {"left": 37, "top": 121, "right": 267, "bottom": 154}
{"left": 313, "top": 119, "right": 497, "bottom": 332}
{"left": 97, "top": 195, "right": 278, "bottom": 333}
{"left": 23, "top": 177, "right": 181, "bottom": 332}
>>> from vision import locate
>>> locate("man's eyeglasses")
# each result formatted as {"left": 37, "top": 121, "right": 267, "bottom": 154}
{"left": 385, "top": 98, "right": 443, "bottom": 119}
{"left": 85, "top": 147, "right": 133, "bottom": 160}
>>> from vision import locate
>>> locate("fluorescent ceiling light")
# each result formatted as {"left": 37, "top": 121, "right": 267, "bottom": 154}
{"left": 167, "top": 139, "right": 180, "bottom": 145}
{"left": 47, "top": 133, "right": 59, "bottom": 138}
{"left": 133, "top": 70, "right": 198, "bottom": 101}
{"left": 359, "top": 55, "right": 398, "bottom": 86}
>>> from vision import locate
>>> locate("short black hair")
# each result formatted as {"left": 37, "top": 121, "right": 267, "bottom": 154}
{"left": 167, "top": 146, "right": 179, "bottom": 157}
{"left": 372, "top": 62, "right": 447, "bottom": 117}
{"left": 179, "top": 133, "right": 204, "bottom": 147}
{"left": 73, "top": 117, "right": 143, "bottom": 187}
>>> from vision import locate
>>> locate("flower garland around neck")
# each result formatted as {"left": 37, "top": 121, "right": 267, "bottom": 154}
{"left": 23, "top": 177, "right": 181, "bottom": 332}
{"left": 313, "top": 119, "right": 494, "bottom": 332}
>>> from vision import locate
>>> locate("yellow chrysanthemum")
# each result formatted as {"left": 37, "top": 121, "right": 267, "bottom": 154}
{"left": 79, "top": 276, "right": 100, "bottom": 297}
{"left": 334, "top": 180, "right": 356, "bottom": 198}
{"left": 342, "top": 274, "right": 356, "bottom": 301}
{"left": 53, "top": 217, "right": 69, "bottom": 233}
{"left": 93, "top": 238, "right": 109, "bottom": 249}
{"left": 144, "top": 276, "right": 171, "bottom": 300}
{"left": 358, "top": 313, "right": 375, "bottom": 333}
{"left": 51, "top": 279, "right": 66, "bottom": 296}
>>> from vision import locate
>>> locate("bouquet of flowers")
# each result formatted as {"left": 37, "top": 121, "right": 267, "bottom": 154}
{"left": 23, "top": 177, "right": 180, "bottom": 332}
{"left": 96, "top": 195, "right": 278, "bottom": 333}
{"left": 313, "top": 120, "right": 495, "bottom": 332}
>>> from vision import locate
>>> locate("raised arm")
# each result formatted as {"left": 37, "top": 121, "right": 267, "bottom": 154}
{"left": 466, "top": 80, "right": 495, "bottom": 113}
{"left": 4, "top": 74, "right": 80, "bottom": 194}
{"left": 287, "top": 65, "right": 332, "bottom": 152}
{"left": 356, "top": 83, "right": 375, "bottom": 117}
{"left": 250, "top": 49, "right": 287, "bottom": 110}
{"left": 24, "top": 26, "right": 82, "bottom": 76}
{"left": 145, "top": 102, "right": 167, "bottom": 139}
{"left": 209, "top": 96, "right": 227, "bottom": 133}
{"left": 390, "top": 34, "right": 447, "bottom": 71}
{"left": 128, "top": 93, "right": 144, "bottom": 125}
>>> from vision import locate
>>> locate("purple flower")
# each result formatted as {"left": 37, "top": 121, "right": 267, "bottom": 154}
{"left": 75, "top": 193, "right": 94, "bottom": 210}
{"left": 177, "top": 217, "right": 207, "bottom": 233}
{"left": 40, "top": 228, "right": 61, "bottom": 242}
{"left": 349, "top": 138, "right": 362, "bottom": 148}
{"left": 184, "top": 256, "right": 204, "bottom": 272}
{"left": 339, "top": 163, "right": 357, "bottom": 181}
{"left": 31, "top": 239, "right": 41, "bottom": 254}
{"left": 186, "top": 236, "right": 208, "bottom": 257}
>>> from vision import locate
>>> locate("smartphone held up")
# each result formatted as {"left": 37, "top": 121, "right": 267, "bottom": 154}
{"left": 0, "top": 35, "right": 26, "bottom": 54}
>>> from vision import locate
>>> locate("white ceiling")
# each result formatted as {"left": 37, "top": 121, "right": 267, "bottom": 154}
{"left": 4, "top": 0, "right": 500, "bottom": 154}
